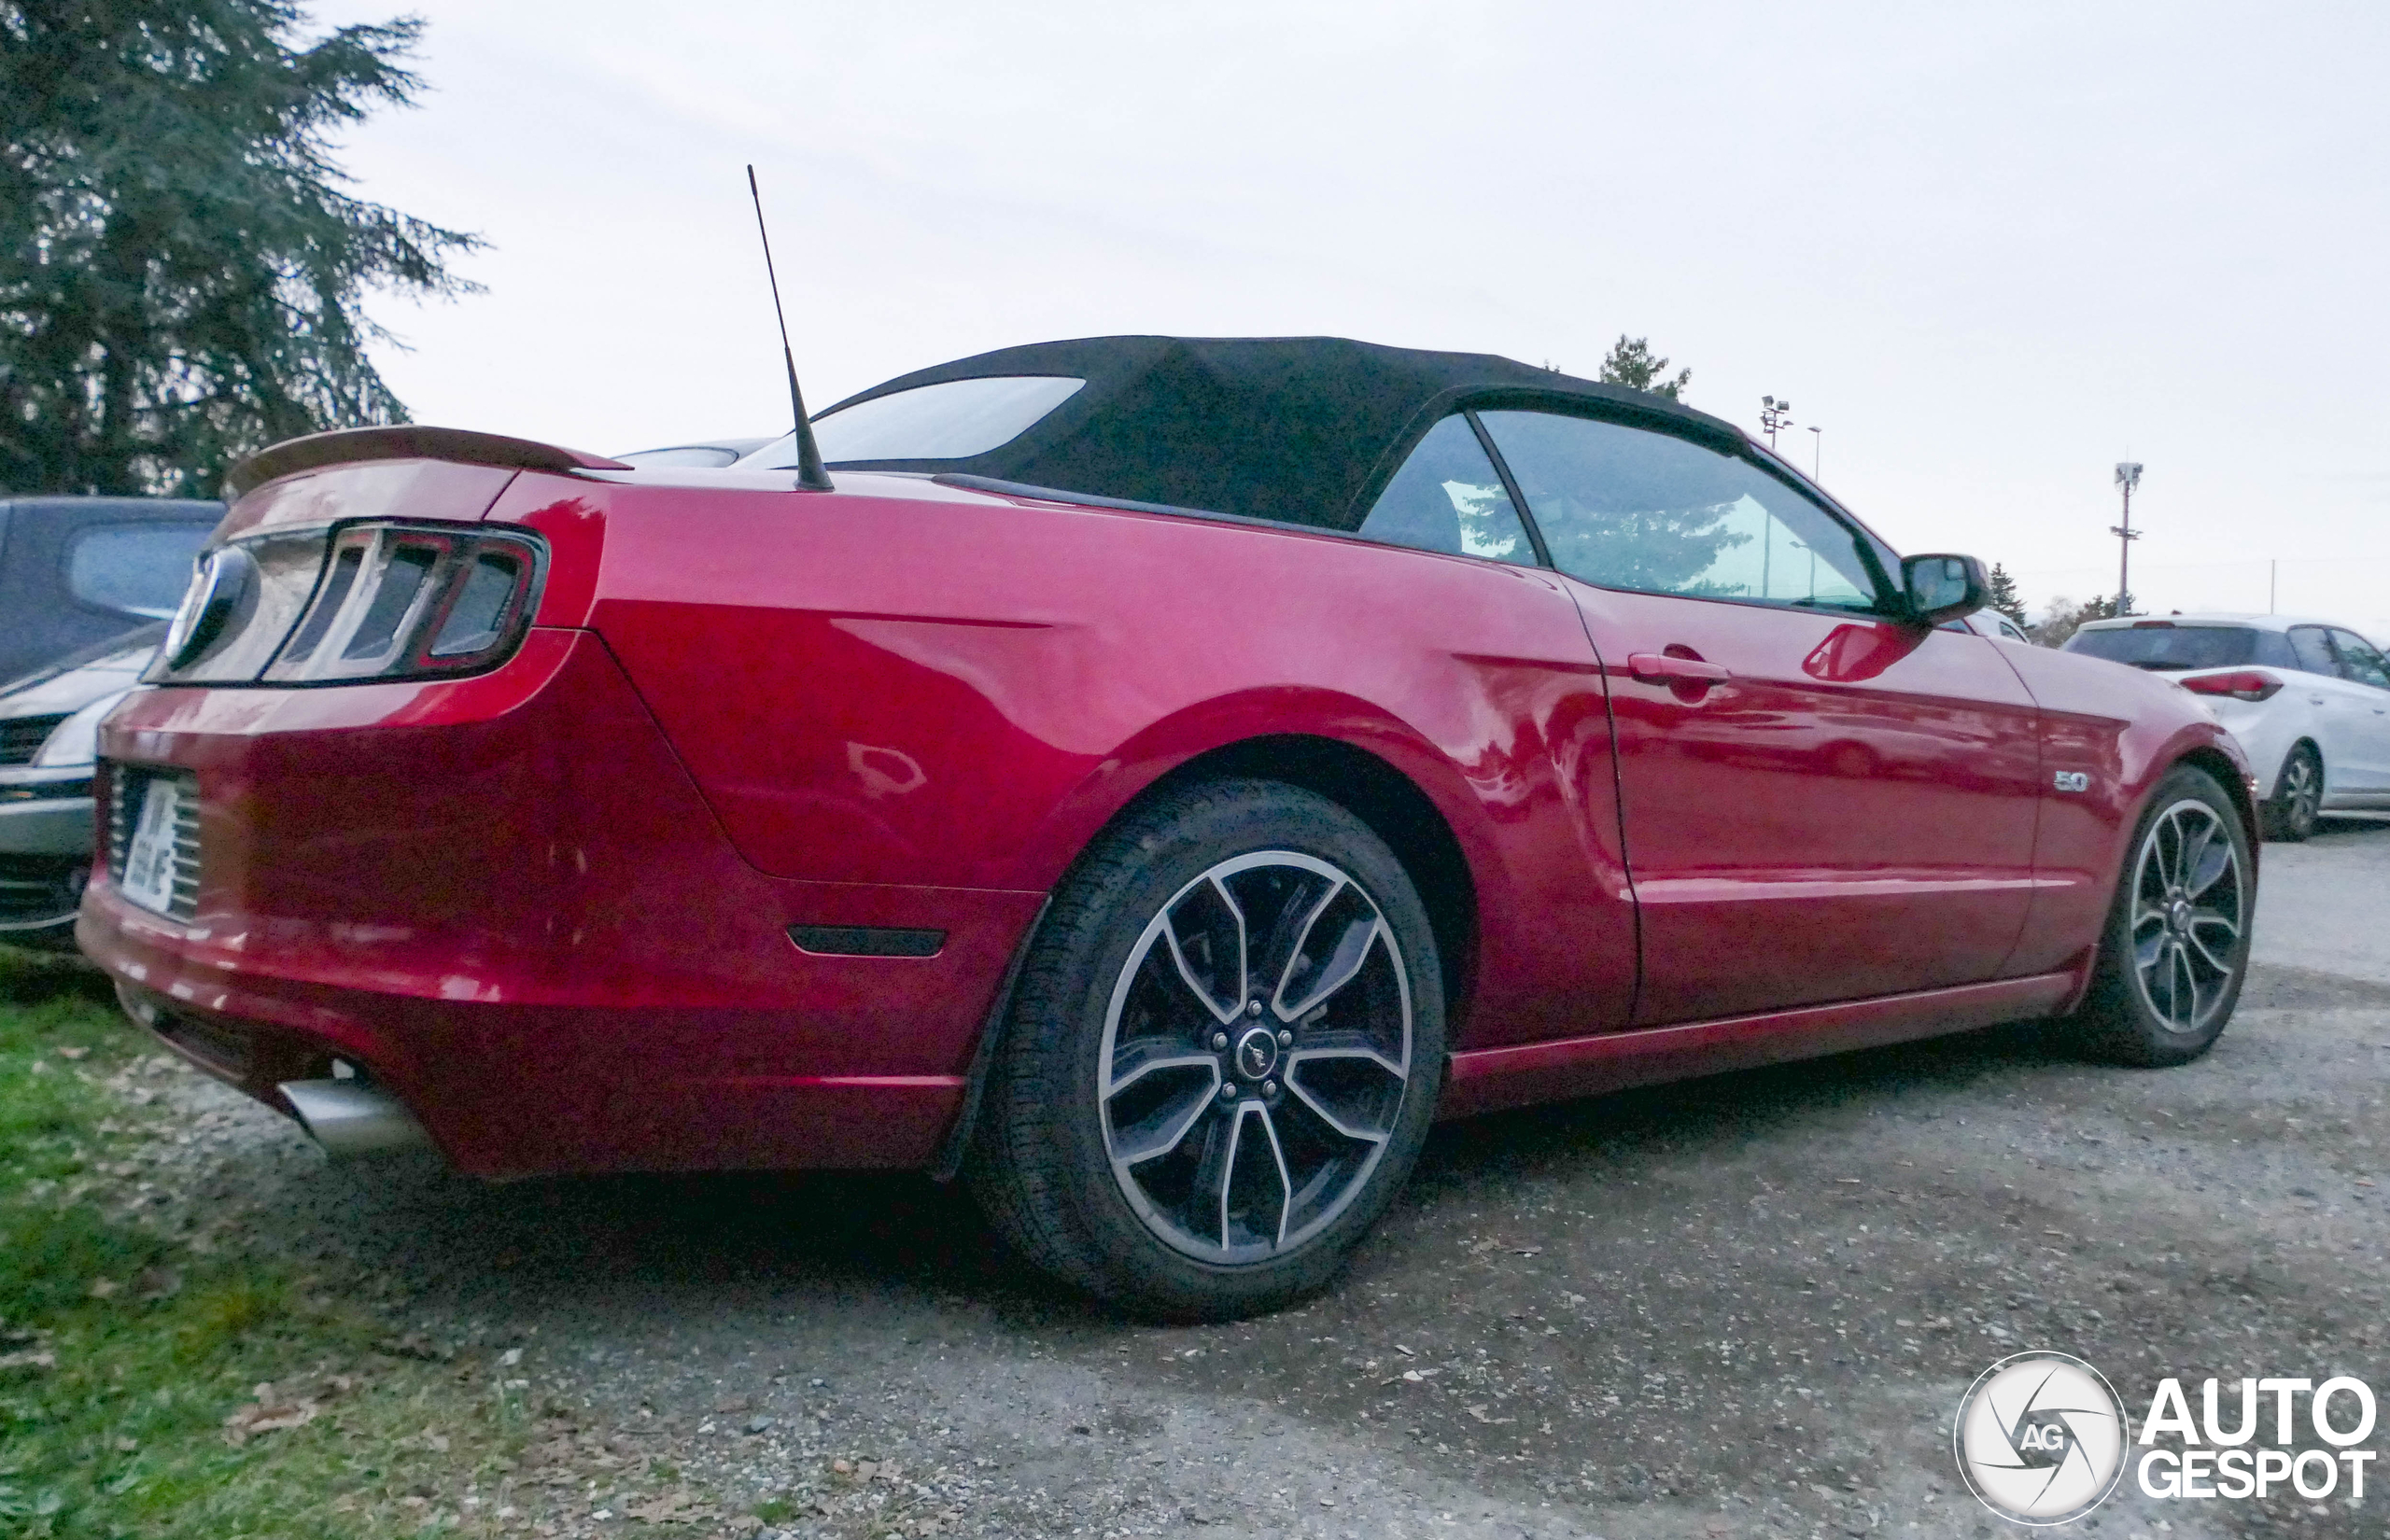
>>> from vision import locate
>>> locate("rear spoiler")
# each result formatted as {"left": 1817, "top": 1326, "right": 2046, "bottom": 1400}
{"left": 226, "top": 427, "right": 632, "bottom": 497}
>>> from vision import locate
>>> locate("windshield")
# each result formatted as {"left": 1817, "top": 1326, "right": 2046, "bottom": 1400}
{"left": 2065, "top": 624, "right": 2258, "bottom": 671}
{"left": 738, "top": 375, "right": 1085, "bottom": 469}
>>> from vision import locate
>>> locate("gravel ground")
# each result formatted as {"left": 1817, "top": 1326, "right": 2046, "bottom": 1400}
{"left": 85, "top": 816, "right": 2390, "bottom": 1540}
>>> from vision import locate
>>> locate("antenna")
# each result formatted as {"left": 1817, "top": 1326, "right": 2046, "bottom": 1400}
{"left": 746, "top": 164, "right": 834, "bottom": 492}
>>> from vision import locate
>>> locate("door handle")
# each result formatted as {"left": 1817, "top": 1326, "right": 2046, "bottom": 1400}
{"left": 1628, "top": 652, "right": 1732, "bottom": 684}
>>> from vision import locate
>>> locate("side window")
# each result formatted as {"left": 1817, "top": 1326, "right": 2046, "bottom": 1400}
{"left": 2329, "top": 629, "right": 2390, "bottom": 689}
{"left": 1477, "top": 411, "right": 1884, "bottom": 610}
{"left": 66, "top": 523, "right": 214, "bottom": 618}
{"left": 2252, "top": 630, "right": 2299, "bottom": 669}
{"left": 1354, "top": 415, "right": 1536, "bottom": 566}
{"left": 2287, "top": 626, "right": 2339, "bottom": 677}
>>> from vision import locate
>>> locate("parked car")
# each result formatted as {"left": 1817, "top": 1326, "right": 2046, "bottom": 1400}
{"left": 612, "top": 437, "right": 773, "bottom": 468}
{"left": 2065, "top": 612, "right": 2390, "bottom": 840}
{"left": 0, "top": 497, "right": 218, "bottom": 683}
{"left": 1963, "top": 609, "right": 2032, "bottom": 644}
{"left": 81, "top": 340, "right": 2255, "bottom": 1318}
{"left": 0, "top": 626, "right": 163, "bottom": 948}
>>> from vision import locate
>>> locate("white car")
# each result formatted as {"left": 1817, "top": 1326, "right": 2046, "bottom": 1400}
{"left": 2064, "top": 612, "right": 2390, "bottom": 840}
{"left": 0, "top": 623, "right": 162, "bottom": 947}
{"left": 1962, "top": 609, "right": 2032, "bottom": 644}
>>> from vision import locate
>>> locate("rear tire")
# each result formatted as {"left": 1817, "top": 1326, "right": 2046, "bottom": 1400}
{"left": 2260, "top": 743, "right": 2321, "bottom": 842}
{"left": 968, "top": 778, "right": 1445, "bottom": 1320}
{"left": 2069, "top": 765, "right": 2253, "bottom": 1067}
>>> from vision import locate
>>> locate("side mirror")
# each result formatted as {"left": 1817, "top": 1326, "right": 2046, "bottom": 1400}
{"left": 1901, "top": 553, "right": 1988, "bottom": 627}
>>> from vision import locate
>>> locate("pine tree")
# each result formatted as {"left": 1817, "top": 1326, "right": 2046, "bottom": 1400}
{"left": 1984, "top": 562, "right": 2026, "bottom": 623}
{"left": 1596, "top": 335, "right": 1692, "bottom": 401}
{"left": 0, "top": 0, "right": 481, "bottom": 497}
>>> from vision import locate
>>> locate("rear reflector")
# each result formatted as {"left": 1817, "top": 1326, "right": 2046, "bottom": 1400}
{"left": 2178, "top": 669, "right": 2284, "bottom": 703}
{"left": 788, "top": 925, "right": 947, "bottom": 958}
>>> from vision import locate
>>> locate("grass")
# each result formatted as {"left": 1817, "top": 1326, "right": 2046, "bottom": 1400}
{"left": 0, "top": 950, "right": 548, "bottom": 1538}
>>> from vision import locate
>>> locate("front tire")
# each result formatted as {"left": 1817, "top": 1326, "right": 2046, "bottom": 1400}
{"left": 2260, "top": 742, "right": 2321, "bottom": 842}
{"left": 968, "top": 779, "right": 1445, "bottom": 1320}
{"left": 2069, "top": 765, "right": 2253, "bottom": 1067}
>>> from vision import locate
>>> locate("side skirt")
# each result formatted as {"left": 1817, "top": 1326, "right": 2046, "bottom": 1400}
{"left": 1439, "top": 971, "right": 2080, "bottom": 1121}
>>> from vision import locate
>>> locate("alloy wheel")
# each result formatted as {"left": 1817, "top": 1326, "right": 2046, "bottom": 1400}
{"left": 1097, "top": 851, "right": 1413, "bottom": 1264}
{"left": 2127, "top": 799, "right": 2246, "bottom": 1035}
{"left": 2279, "top": 749, "right": 2320, "bottom": 836}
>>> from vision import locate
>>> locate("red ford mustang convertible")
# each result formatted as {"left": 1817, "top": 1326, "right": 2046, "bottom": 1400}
{"left": 83, "top": 336, "right": 2256, "bottom": 1316}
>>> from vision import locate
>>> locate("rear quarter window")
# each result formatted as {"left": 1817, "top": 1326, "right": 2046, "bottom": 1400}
{"left": 66, "top": 523, "right": 214, "bottom": 618}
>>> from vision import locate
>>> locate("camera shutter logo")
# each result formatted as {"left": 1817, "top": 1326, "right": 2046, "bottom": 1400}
{"left": 1953, "top": 1352, "right": 2130, "bottom": 1525}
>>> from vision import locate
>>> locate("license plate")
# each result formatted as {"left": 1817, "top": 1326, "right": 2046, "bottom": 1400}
{"left": 120, "top": 777, "right": 185, "bottom": 915}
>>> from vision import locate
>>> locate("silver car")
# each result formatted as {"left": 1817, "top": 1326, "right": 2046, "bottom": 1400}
{"left": 0, "top": 624, "right": 161, "bottom": 948}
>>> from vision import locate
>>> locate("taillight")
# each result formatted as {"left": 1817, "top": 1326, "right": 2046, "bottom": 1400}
{"left": 148, "top": 520, "right": 545, "bottom": 687}
{"left": 264, "top": 524, "right": 540, "bottom": 682}
{"left": 2179, "top": 669, "right": 2283, "bottom": 703}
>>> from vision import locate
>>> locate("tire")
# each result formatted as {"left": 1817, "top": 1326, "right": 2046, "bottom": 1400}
{"left": 2260, "top": 742, "right": 2322, "bottom": 842}
{"left": 968, "top": 778, "right": 1446, "bottom": 1320}
{"left": 2068, "top": 764, "right": 2254, "bottom": 1067}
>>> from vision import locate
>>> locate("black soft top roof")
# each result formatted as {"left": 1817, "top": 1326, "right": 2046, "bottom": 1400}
{"left": 819, "top": 334, "right": 1750, "bottom": 532}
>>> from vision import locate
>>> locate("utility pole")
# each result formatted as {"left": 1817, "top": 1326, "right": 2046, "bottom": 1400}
{"left": 1807, "top": 424, "right": 1821, "bottom": 481}
{"left": 2110, "top": 462, "right": 2144, "bottom": 617}
{"left": 1760, "top": 395, "right": 1793, "bottom": 451}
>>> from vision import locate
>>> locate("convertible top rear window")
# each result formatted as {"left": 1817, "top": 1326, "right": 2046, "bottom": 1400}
{"left": 2065, "top": 624, "right": 2269, "bottom": 671}
{"left": 741, "top": 375, "right": 1085, "bottom": 469}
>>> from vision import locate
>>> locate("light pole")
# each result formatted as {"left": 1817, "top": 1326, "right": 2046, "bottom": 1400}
{"left": 1760, "top": 395, "right": 1793, "bottom": 451}
{"left": 2110, "top": 462, "right": 2144, "bottom": 617}
{"left": 1807, "top": 425, "right": 1821, "bottom": 482}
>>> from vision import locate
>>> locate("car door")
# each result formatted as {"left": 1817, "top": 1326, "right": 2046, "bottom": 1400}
{"left": 2285, "top": 625, "right": 2370, "bottom": 797}
{"left": 2326, "top": 628, "right": 2390, "bottom": 792}
{"left": 1474, "top": 408, "right": 2044, "bottom": 1025}
{"left": 1348, "top": 413, "right": 1640, "bottom": 1044}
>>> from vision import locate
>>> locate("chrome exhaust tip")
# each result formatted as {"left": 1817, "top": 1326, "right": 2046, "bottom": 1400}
{"left": 277, "top": 1078, "right": 431, "bottom": 1159}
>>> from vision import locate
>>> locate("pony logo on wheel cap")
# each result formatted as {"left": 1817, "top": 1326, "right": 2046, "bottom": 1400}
{"left": 1954, "top": 1351, "right": 2130, "bottom": 1525}
{"left": 1233, "top": 1026, "right": 1281, "bottom": 1081}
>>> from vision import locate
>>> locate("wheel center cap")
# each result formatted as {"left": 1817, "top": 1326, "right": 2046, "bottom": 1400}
{"left": 1233, "top": 1025, "right": 1281, "bottom": 1082}
{"left": 2170, "top": 899, "right": 2192, "bottom": 934}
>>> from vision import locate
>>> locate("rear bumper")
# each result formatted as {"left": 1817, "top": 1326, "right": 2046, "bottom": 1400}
{"left": 78, "top": 628, "right": 1041, "bottom": 1175}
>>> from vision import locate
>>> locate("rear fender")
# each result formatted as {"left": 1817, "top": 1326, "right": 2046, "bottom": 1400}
{"left": 1009, "top": 687, "right": 1622, "bottom": 1054}
{"left": 1004, "top": 686, "right": 1489, "bottom": 892}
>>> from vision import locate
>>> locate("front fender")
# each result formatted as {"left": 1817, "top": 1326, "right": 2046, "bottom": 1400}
{"left": 2001, "top": 646, "right": 2257, "bottom": 978}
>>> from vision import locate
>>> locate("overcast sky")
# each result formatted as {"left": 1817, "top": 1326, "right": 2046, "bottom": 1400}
{"left": 313, "top": 1, "right": 2390, "bottom": 627}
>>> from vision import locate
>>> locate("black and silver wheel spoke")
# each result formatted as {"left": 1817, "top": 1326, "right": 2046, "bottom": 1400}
{"left": 1099, "top": 850, "right": 1413, "bottom": 1264}
{"left": 2186, "top": 913, "right": 2239, "bottom": 972}
{"left": 2128, "top": 800, "right": 2245, "bottom": 1035}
